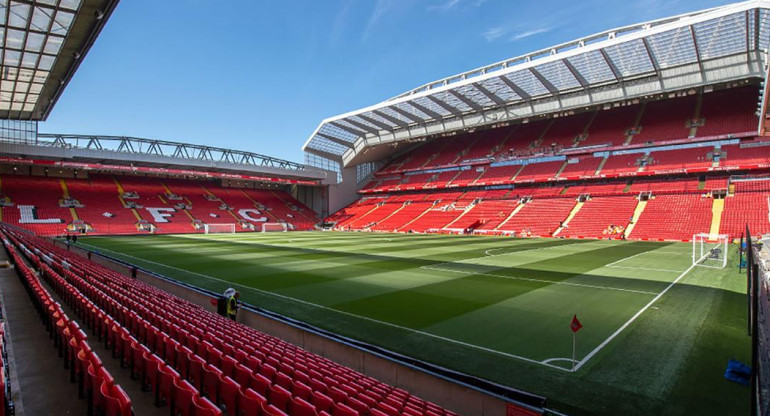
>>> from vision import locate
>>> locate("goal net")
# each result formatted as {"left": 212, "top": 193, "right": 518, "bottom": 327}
{"left": 261, "top": 222, "right": 288, "bottom": 232}
{"left": 204, "top": 223, "right": 236, "bottom": 234}
{"left": 692, "top": 233, "right": 728, "bottom": 269}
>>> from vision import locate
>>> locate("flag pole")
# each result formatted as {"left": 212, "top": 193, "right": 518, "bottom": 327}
{"left": 572, "top": 330, "right": 576, "bottom": 371}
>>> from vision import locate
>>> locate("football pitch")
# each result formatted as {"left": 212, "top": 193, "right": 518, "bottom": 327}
{"left": 79, "top": 232, "right": 750, "bottom": 415}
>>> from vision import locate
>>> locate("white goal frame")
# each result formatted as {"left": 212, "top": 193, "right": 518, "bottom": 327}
{"left": 204, "top": 223, "right": 236, "bottom": 234}
{"left": 692, "top": 233, "right": 728, "bottom": 269}
{"left": 261, "top": 222, "right": 288, "bottom": 233}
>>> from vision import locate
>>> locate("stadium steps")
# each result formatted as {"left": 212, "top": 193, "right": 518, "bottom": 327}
{"left": 623, "top": 181, "right": 633, "bottom": 193}
{"left": 469, "top": 169, "right": 488, "bottom": 186}
{"left": 203, "top": 186, "right": 241, "bottom": 221}
{"left": 689, "top": 92, "right": 704, "bottom": 137}
{"left": 345, "top": 202, "right": 382, "bottom": 228}
{"left": 593, "top": 155, "right": 609, "bottom": 175}
{"left": 397, "top": 203, "right": 435, "bottom": 231}
{"left": 445, "top": 170, "right": 464, "bottom": 186}
{"left": 494, "top": 203, "right": 526, "bottom": 230}
{"left": 112, "top": 177, "right": 143, "bottom": 224}
{"left": 624, "top": 103, "right": 646, "bottom": 145}
{"left": 442, "top": 202, "right": 477, "bottom": 229}
{"left": 728, "top": 182, "right": 736, "bottom": 196}
{"left": 60, "top": 179, "right": 80, "bottom": 222}
{"left": 624, "top": 199, "right": 647, "bottom": 238}
{"left": 698, "top": 178, "right": 706, "bottom": 190}
{"left": 709, "top": 197, "right": 726, "bottom": 240}
{"left": 553, "top": 161, "right": 569, "bottom": 178}
{"left": 510, "top": 164, "right": 527, "bottom": 181}
{"left": 552, "top": 200, "right": 583, "bottom": 236}
{"left": 374, "top": 202, "right": 409, "bottom": 227}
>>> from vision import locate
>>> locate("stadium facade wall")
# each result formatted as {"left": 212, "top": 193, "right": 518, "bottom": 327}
{"left": 52, "top": 238, "right": 537, "bottom": 416}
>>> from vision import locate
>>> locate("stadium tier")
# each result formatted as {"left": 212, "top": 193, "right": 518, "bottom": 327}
{"left": 0, "top": 174, "right": 318, "bottom": 236}
{"left": 326, "top": 85, "right": 770, "bottom": 242}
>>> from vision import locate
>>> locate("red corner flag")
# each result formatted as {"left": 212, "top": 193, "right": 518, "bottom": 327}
{"left": 570, "top": 314, "right": 583, "bottom": 333}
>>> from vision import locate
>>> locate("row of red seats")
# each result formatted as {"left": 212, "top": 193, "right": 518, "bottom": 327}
{"left": 377, "top": 86, "right": 758, "bottom": 176}
{"left": 3, "top": 228, "right": 457, "bottom": 416}
{"left": 2, "top": 236, "right": 131, "bottom": 416}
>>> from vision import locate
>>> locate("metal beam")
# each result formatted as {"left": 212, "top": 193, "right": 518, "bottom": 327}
{"left": 498, "top": 75, "right": 531, "bottom": 100}
{"left": 357, "top": 114, "right": 395, "bottom": 131}
{"left": 529, "top": 67, "right": 559, "bottom": 94}
{"left": 641, "top": 37, "right": 661, "bottom": 76}
{"left": 406, "top": 100, "right": 444, "bottom": 121}
{"left": 427, "top": 95, "right": 463, "bottom": 116}
{"left": 344, "top": 118, "right": 381, "bottom": 135}
{"left": 329, "top": 121, "right": 367, "bottom": 137}
{"left": 372, "top": 109, "right": 409, "bottom": 128}
{"left": 599, "top": 49, "right": 624, "bottom": 82}
{"left": 473, "top": 82, "right": 507, "bottom": 106}
{"left": 448, "top": 89, "right": 484, "bottom": 112}
{"left": 689, "top": 24, "right": 705, "bottom": 77}
{"left": 560, "top": 59, "right": 590, "bottom": 89}
{"left": 389, "top": 104, "right": 427, "bottom": 124}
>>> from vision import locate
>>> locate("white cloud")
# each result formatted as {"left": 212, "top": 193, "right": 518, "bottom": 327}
{"left": 509, "top": 27, "right": 550, "bottom": 41}
{"left": 362, "top": 0, "right": 397, "bottom": 41}
{"left": 481, "top": 26, "right": 506, "bottom": 42}
{"left": 427, "top": 0, "right": 491, "bottom": 12}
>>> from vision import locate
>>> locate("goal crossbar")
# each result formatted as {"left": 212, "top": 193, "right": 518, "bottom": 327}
{"left": 692, "top": 233, "right": 728, "bottom": 269}
{"left": 204, "top": 223, "right": 236, "bottom": 234}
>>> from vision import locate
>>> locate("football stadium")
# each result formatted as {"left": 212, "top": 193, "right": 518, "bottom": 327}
{"left": 0, "top": 1, "right": 770, "bottom": 415}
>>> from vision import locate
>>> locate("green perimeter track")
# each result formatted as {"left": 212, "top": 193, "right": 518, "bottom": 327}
{"left": 79, "top": 232, "right": 750, "bottom": 416}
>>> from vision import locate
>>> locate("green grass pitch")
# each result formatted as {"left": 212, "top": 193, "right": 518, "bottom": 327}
{"left": 79, "top": 232, "right": 750, "bottom": 415}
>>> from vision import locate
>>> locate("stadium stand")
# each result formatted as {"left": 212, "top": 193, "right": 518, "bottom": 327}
{"left": 1, "top": 226, "right": 458, "bottom": 416}
{"left": 0, "top": 175, "right": 318, "bottom": 236}
{"left": 628, "top": 194, "right": 714, "bottom": 241}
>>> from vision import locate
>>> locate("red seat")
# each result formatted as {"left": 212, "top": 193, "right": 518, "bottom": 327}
{"left": 157, "top": 364, "right": 180, "bottom": 406}
{"left": 100, "top": 381, "right": 133, "bottom": 416}
{"left": 238, "top": 388, "right": 267, "bottom": 416}
{"left": 311, "top": 391, "right": 334, "bottom": 413}
{"left": 268, "top": 383, "right": 292, "bottom": 411}
{"left": 248, "top": 372, "right": 271, "bottom": 396}
{"left": 193, "top": 395, "right": 223, "bottom": 416}
{"left": 290, "top": 395, "right": 319, "bottom": 416}
{"left": 262, "top": 402, "right": 289, "bottom": 416}
{"left": 292, "top": 380, "right": 312, "bottom": 400}
{"left": 201, "top": 363, "right": 224, "bottom": 402}
{"left": 218, "top": 375, "right": 240, "bottom": 415}
{"left": 172, "top": 377, "right": 198, "bottom": 416}
{"left": 332, "top": 402, "right": 359, "bottom": 416}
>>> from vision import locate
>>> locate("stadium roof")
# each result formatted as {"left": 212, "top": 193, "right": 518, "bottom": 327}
{"left": 304, "top": 0, "right": 770, "bottom": 168}
{"left": 0, "top": 0, "right": 118, "bottom": 120}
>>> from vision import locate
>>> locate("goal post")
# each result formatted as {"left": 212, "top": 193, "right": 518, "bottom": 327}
{"left": 692, "top": 233, "right": 729, "bottom": 269}
{"left": 204, "top": 223, "right": 236, "bottom": 234}
{"left": 261, "top": 222, "right": 288, "bottom": 233}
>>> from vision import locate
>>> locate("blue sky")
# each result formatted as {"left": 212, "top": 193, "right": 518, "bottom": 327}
{"left": 40, "top": 0, "right": 736, "bottom": 163}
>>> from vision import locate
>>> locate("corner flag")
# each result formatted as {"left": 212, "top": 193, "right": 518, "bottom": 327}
{"left": 570, "top": 314, "right": 583, "bottom": 333}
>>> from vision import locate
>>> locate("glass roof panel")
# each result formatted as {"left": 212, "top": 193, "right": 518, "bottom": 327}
{"left": 760, "top": 9, "right": 770, "bottom": 52}
{"left": 347, "top": 115, "right": 382, "bottom": 131}
{"left": 319, "top": 123, "right": 360, "bottom": 143}
{"left": 51, "top": 10, "right": 75, "bottom": 35}
{"left": 59, "top": 0, "right": 82, "bottom": 11}
{"left": 603, "top": 38, "right": 655, "bottom": 77}
{"left": 30, "top": 6, "right": 52, "bottom": 31}
{"left": 533, "top": 60, "right": 581, "bottom": 90}
{"left": 431, "top": 90, "right": 472, "bottom": 112}
{"left": 44, "top": 36, "right": 63, "bottom": 55}
{"left": 361, "top": 111, "right": 399, "bottom": 128}
{"left": 646, "top": 26, "right": 698, "bottom": 68}
{"left": 566, "top": 50, "right": 615, "bottom": 84}
{"left": 505, "top": 69, "right": 549, "bottom": 96}
{"left": 455, "top": 84, "right": 494, "bottom": 107}
{"left": 24, "top": 32, "right": 45, "bottom": 53}
{"left": 377, "top": 106, "right": 415, "bottom": 124}
{"left": 6, "top": 29, "right": 25, "bottom": 50}
{"left": 694, "top": 12, "right": 747, "bottom": 60}
{"left": 20, "top": 52, "right": 38, "bottom": 69}
{"left": 411, "top": 95, "right": 451, "bottom": 117}
{"left": 8, "top": 2, "right": 31, "bottom": 29}
{"left": 307, "top": 135, "right": 349, "bottom": 155}
{"left": 394, "top": 100, "right": 431, "bottom": 119}
{"left": 477, "top": 76, "right": 520, "bottom": 102}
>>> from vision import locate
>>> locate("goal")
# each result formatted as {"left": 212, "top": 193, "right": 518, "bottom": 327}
{"left": 204, "top": 223, "right": 236, "bottom": 234}
{"left": 261, "top": 222, "right": 288, "bottom": 232}
{"left": 692, "top": 233, "right": 729, "bottom": 269}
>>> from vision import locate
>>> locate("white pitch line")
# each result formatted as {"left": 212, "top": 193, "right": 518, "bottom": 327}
{"left": 541, "top": 357, "right": 577, "bottom": 365}
{"left": 605, "top": 265, "right": 686, "bottom": 273}
{"left": 421, "top": 265, "right": 658, "bottom": 295}
{"left": 79, "top": 243, "right": 572, "bottom": 372}
{"left": 572, "top": 260, "right": 698, "bottom": 372}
